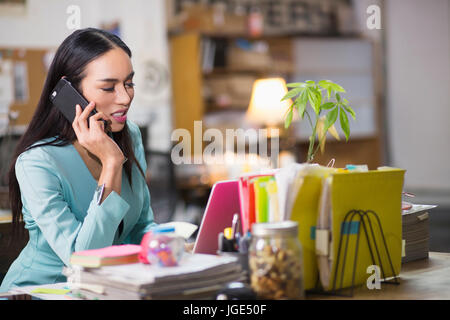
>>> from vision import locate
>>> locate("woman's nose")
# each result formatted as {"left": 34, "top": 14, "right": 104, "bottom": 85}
{"left": 115, "top": 84, "right": 132, "bottom": 105}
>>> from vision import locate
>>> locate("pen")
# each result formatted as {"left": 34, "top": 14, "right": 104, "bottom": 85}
{"left": 231, "top": 213, "right": 239, "bottom": 240}
{"left": 218, "top": 232, "right": 224, "bottom": 252}
{"left": 234, "top": 232, "right": 240, "bottom": 251}
{"left": 238, "top": 232, "right": 251, "bottom": 253}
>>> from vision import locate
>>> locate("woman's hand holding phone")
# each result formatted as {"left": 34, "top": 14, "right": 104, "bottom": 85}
{"left": 72, "top": 101, "right": 125, "bottom": 167}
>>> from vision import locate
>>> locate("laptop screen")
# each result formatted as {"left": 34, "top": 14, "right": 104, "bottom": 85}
{"left": 193, "top": 180, "right": 242, "bottom": 255}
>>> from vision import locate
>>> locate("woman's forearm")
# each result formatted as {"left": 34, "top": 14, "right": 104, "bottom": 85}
{"left": 97, "top": 160, "right": 123, "bottom": 204}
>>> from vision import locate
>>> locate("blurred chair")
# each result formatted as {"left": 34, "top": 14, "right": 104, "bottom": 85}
{"left": 139, "top": 126, "right": 178, "bottom": 223}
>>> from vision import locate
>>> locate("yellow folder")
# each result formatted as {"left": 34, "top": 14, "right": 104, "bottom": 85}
{"left": 316, "top": 168, "right": 405, "bottom": 291}
{"left": 289, "top": 166, "right": 337, "bottom": 290}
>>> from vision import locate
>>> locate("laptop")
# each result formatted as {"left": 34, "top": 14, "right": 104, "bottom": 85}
{"left": 193, "top": 180, "right": 242, "bottom": 255}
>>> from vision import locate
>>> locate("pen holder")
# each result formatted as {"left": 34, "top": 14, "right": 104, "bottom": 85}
{"left": 217, "top": 250, "right": 250, "bottom": 284}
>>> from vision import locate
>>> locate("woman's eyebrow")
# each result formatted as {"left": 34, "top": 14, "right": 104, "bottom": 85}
{"left": 97, "top": 71, "right": 135, "bottom": 82}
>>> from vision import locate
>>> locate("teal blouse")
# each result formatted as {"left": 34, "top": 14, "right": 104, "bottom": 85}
{"left": 0, "top": 120, "right": 156, "bottom": 293}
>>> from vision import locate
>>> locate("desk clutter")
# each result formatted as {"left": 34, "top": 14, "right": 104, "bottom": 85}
{"left": 213, "top": 163, "right": 437, "bottom": 297}
{"left": 65, "top": 253, "right": 245, "bottom": 300}
{"left": 65, "top": 221, "right": 246, "bottom": 300}
{"left": 59, "top": 163, "right": 436, "bottom": 300}
{"left": 402, "top": 204, "right": 437, "bottom": 263}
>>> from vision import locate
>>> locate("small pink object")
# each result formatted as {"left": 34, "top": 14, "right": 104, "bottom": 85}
{"left": 139, "top": 231, "right": 153, "bottom": 264}
{"left": 74, "top": 244, "right": 141, "bottom": 257}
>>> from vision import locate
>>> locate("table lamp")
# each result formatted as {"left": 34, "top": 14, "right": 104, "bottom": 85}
{"left": 245, "top": 77, "right": 295, "bottom": 168}
{"left": 246, "top": 77, "right": 292, "bottom": 131}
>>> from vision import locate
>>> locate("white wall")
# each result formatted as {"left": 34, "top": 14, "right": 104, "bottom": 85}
{"left": 385, "top": 0, "right": 450, "bottom": 204}
{"left": 0, "top": 0, "right": 172, "bottom": 152}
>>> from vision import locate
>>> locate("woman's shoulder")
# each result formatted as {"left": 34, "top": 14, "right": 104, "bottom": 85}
{"left": 126, "top": 120, "right": 144, "bottom": 150}
{"left": 17, "top": 137, "right": 71, "bottom": 164}
{"left": 126, "top": 120, "right": 142, "bottom": 140}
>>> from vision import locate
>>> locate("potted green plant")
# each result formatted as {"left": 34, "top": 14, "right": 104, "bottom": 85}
{"left": 281, "top": 80, "right": 356, "bottom": 163}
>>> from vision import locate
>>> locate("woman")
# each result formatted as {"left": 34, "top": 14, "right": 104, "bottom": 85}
{"left": 0, "top": 28, "right": 157, "bottom": 293}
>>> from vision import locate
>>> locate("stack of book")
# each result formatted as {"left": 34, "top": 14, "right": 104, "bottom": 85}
{"left": 402, "top": 204, "right": 437, "bottom": 263}
{"left": 69, "top": 244, "right": 142, "bottom": 268}
{"left": 64, "top": 253, "right": 244, "bottom": 300}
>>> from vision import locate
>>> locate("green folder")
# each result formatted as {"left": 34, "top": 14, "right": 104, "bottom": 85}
{"left": 252, "top": 176, "right": 273, "bottom": 223}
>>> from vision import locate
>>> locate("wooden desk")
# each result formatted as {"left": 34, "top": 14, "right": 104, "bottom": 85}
{"left": 309, "top": 252, "right": 450, "bottom": 300}
{"left": 4, "top": 252, "right": 450, "bottom": 300}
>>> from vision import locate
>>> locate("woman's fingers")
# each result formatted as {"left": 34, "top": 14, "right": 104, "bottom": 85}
{"left": 72, "top": 104, "right": 81, "bottom": 133}
{"left": 89, "top": 111, "right": 108, "bottom": 132}
{"left": 77, "top": 102, "right": 95, "bottom": 131}
{"left": 90, "top": 110, "right": 107, "bottom": 121}
{"left": 80, "top": 101, "right": 96, "bottom": 119}
{"left": 72, "top": 102, "right": 122, "bottom": 164}
{"left": 73, "top": 102, "right": 104, "bottom": 143}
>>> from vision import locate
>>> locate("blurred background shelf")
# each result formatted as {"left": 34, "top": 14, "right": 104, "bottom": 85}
{"left": 169, "top": 30, "right": 383, "bottom": 168}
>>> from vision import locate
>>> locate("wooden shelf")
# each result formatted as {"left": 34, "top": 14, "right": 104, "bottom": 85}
{"left": 169, "top": 31, "right": 384, "bottom": 167}
{"left": 204, "top": 104, "right": 247, "bottom": 113}
{"left": 203, "top": 68, "right": 267, "bottom": 77}
{"left": 168, "top": 29, "right": 364, "bottom": 40}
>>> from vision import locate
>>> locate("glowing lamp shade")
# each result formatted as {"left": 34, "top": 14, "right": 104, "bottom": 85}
{"left": 246, "top": 78, "right": 291, "bottom": 127}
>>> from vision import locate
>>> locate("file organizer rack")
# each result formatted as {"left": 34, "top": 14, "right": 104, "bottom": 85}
{"left": 310, "top": 209, "right": 400, "bottom": 297}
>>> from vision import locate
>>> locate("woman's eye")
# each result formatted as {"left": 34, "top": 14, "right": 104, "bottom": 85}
{"left": 125, "top": 82, "right": 135, "bottom": 88}
{"left": 101, "top": 87, "right": 115, "bottom": 92}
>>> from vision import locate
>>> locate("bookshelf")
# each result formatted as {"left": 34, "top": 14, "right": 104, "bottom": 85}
{"left": 168, "top": 31, "right": 383, "bottom": 168}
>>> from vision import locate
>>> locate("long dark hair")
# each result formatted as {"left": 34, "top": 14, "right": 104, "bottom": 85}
{"left": 9, "top": 28, "right": 144, "bottom": 237}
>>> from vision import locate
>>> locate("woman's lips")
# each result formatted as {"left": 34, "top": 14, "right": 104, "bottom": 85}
{"left": 111, "top": 109, "right": 128, "bottom": 123}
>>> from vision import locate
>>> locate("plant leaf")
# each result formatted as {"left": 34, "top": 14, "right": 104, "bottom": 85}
{"left": 285, "top": 107, "right": 294, "bottom": 128}
{"left": 330, "top": 82, "right": 346, "bottom": 93}
{"left": 296, "top": 90, "right": 308, "bottom": 118}
{"left": 335, "top": 92, "right": 341, "bottom": 102}
{"left": 339, "top": 108, "right": 350, "bottom": 141}
{"left": 308, "top": 89, "right": 320, "bottom": 114}
{"left": 343, "top": 104, "right": 356, "bottom": 120}
{"left": 286, "top": 82, "right": 307, "bottom": 88}
{"left": 316, "top": 116, "right": 327, "bottom": 153}
{"left": 325, "top": 107, "right": 339, "bottom": 131}
{"left": 328, "top": 124, "right": 341, "bottom": 141}
{"left": 320, "top": 102, "right": 335, "bottom": 110}
{"left": 315, "top": 89, "right": 322, "bottom": 110}
{"left": 317, "top": 80, "right": 333, "bottom": 100}
{"left": 281, "top": 86, "right": 304, "bottom": 101}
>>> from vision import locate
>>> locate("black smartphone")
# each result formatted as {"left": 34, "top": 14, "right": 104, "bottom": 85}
{"left": 50, "top": 78, "right": 110, "bottom": 132}
{"left": 50, "top": 78, "right": 96, "bottom": 123}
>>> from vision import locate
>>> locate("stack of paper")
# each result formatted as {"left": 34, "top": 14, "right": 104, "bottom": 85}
{"left": 402, "top": 204, "right": 437, "bottom": 263}
{"left": 63, "top": 253, "right": 244, "bottom": 300}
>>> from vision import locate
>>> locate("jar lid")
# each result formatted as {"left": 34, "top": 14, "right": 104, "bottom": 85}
{"left": 251, "top": 221, "right": 298, "bottom": 237}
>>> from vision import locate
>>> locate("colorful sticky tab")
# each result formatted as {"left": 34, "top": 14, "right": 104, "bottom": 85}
{"left": 30, "top": 288, "right": 71, "bottom": 295}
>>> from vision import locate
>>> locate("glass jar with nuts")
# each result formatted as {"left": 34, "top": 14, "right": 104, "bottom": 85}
{"left": 249, "top": 221, "right": 304, "bottom": 300}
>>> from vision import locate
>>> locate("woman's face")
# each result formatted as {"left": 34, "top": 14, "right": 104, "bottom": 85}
{"left": 79, "top": 47, "right": 134, "bottom": 132}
